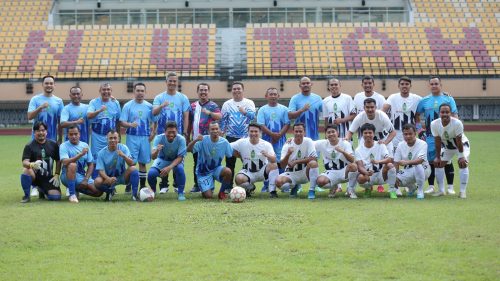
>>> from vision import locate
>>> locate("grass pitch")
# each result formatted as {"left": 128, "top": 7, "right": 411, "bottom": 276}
{"left": 0, "top": 133, "right": 499, "bottom": 281}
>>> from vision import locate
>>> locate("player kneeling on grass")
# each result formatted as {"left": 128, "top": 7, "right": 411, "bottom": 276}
{"left": 431, "top": 103, "right": 470, "bottom": 199}
{"left": 355, "top": 123, "right": 398, "bottom": 199}
{"left": 275, "top": 123, "right": 319, "bottom": 199}
{"left": 148, "top": 121, "right": 187, "bottom": 201}
{"left": 187, "top": 121, "right": 233, "bottom": 200}
{"left": 60, "top": 125, "right": 103, "bottom": 203}
{"left": 94, "top": 130, "right": 139, "bottom": 201}
{"left": 393, "top": 124, "right": 431, "bottom": 200}
{"left": 231, "top": 123, "right": 279, "bottom": 198}
{"left": 20, "top": 121, "right": 62, "bottom": 203}
{"left": 314, "top": 125, "right": 358, "bottom": 199}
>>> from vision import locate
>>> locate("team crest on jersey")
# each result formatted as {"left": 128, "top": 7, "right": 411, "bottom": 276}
{"left": 333, "top": 103, "right": 338, "bottom": 112}
{"left": 211, "top": 148, "right": 216, "bottom": 157}
{"left": 297, "top": 150, "right": 302, "bottom": 158}
{"left": 331, "top": 150, "right": 336, "bottom": 158}
{"left": 370, "top": 153, "right": 374, "bottom": 160}
{"left": 444, "top": 131, "right": 449, "bottom": 140}
{"left": 251, "top": 150, "right": 256, "bottom": 160}
{"left": 270, "top": 112, "right": 276, "bottom": 120}
{"left": 139, "top": 111, "right": 143, "bottom": 117}
{"left": 433, "top": 101, "right": 438, "bottom": 109}
{"left": 403, "top": 103, "right": 408, "bottom": 113}
{"left": 169, "top": 103, "right": 175, "bottom": 109}
{"left": 408, "top": 152, "right": 412, "bottom": 159}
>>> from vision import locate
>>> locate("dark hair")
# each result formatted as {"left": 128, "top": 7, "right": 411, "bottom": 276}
{"left": 67, "top": 125, "right": 80, "bottom": 132}
{"left": 439, "top": 103, "right": 452, "bottom": 111}
{"left": 328, "top": 78, "right": 340, "bottom": 85}
{"left": 293, "top": 122, "right": 305, "bottom": 130}
{"left": 361, "top": 75, "right": 374, "bottom": 83}
{"left": 232, "top": 81, "right": 244, "bottom": 90}
{"left": 364, "top": 97, "right": 377, "bottom": 106}
{"left": 134, "top": 82, "right": 146, "bottom": 90}
{"left": 107, "top": 129, "right": 118, "bottom": 136}
{"left": 398, "top": 76, "right": 412, "bottom": 84}
{"left": 209, "top": 121, "right": 220, "bottom": 127}
{"left": 197, "top": 82, "right": 210, "bottom": 91}
{"left": 165, "top": 121, "right": 178, "bottom": 130}
{"left": 325, "top": 124, "right": 338, "bottom": 132}
{"left": 429, "top": 76, "right": 441, "bottom": 82}
{"left": 42, "top": 75, "right": 55, "bottom": 83}
{"left": 33, "top": 121, "right": 48, "bottom": 131}
{"left": 166, "top": 72, "right": 177, "bottom": 80}
{"left": 248, "top": 123, "right": 261, "bottom": 130}
{"left": 69, "top": 86, "right": 81, "bottom": 93}
{"left": 360, "top": 123, "right": 376, "bottom": 133}
{"left": 266, "top": 87, "right": 278, "bottom": 94}
{"left": 402, "top": 123, "right": 416, "bottom": 133}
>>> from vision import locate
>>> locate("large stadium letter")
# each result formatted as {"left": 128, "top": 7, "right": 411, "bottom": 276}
{"left": 342, "top": 27, "right": 404, "bottom": 70}
{"left": 150, "top": 28, "right": 210, "bottom": 71}
{"left": 425, "top": 27, "right": 493, "bottom": 69}
{"left": 253, "top": 27, "right": 309, "bottom": 70}
{"left": 18, "top": 30, "right": 83, "bottom": 73}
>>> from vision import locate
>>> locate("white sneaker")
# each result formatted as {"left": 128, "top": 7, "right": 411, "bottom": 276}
{"left": 159, "top": 187, "right": 169, "bottom": 194}
{"left": 432, "top": 191, "right": 446, "bottom": 197}
{"left": 65, "top": 188, "right": 70, "bottom": 197}
{"left": 459, "top": 192, "right": 466, "bottom": 199}
{"left": 424, "top": 186, "right": 435, "bottom": 194}
{"left": 349, "top": 192, "right": 358, "bottom": 199}
{"left": 30, "top": 186, "right": 39, "bottom": 197}
{"left": 447, "top": 188, "right": 456, "bottom": 195}
{"left": 69, "top": 195, "right": 79, "bottom": 203}
{"left": 395, "top": 188, "right": 403, "bottom": 196}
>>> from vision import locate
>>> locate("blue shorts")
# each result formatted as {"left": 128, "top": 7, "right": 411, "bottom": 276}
{"left": 151, "top": 158, "right": 182, "bottom": 170}
{"left": 91, "top": 133, "right": 107, "bottom": 162}
{"left": 126, "top": 134, "right": 151, "bottom": 164}
{"left": 61, "top": 171, "right": 95, "bottom": 186}
{"left": 98, "top": 174, "right": 126, "bottom": 191}
{"left": 197, "top": 166, "right": 224, "bottom": 192}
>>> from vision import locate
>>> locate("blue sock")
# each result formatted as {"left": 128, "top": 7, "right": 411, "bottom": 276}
{"left": 97, "top": 184, "right": 113, "bottom": 194}
{"left": 20, "top": 174, "right": 32, "bottom": 197}
{"left": 173, "top": 165, "right": 186, "bottom": 194}
{"left": 220, "top": 181, "right": 231, "bottom": 193}
{"left": 147, "top": 168, "right": 160, "bottom": 192}
{"left": 67, "top": 179, "right": 76, "bottom": 196}
{"left": 129, "top": 170, "right": 139, "bottom": 197}
{"left": 92, "top": 169, "right": 99, "bottom": 179}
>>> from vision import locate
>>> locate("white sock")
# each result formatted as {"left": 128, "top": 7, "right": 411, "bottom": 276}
{"left": 387, "top": 167, "right": 396, "bottom": 189}
{"left": 459, "top": 167, "right": 469, "bottom": 193}
{"left": 280, "top": 182, "right": 291, "bottom": 191}
{"left": 239, "top": 182, "right": 252, "bottom": 191}
{"left": 308, "top": 167, "right": 319, "bottom": 191}
{"left": 414, "top": 165, "right": 425, "bottom": 194}
{"left": 347, "top": 172, "right": 358, "bottom": 192}
{"left": 268, "top": 169, "right": 279, "bottom": 192}
{"left": 448, "top": 184, "right": 454, "bottom": 191}
{"left": 435, "top": 167, "right": 446, "bottom": 193}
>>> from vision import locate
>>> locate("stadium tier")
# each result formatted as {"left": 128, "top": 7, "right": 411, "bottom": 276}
{"left": 0, "top": 0, "right": 498, "bottom": 79}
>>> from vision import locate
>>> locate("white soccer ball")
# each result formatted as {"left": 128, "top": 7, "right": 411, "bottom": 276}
{"left": 139, "top": 187, "right": 155, "bottom": 202}
{"left": 229, "top": 186, "right": 246, "bottom": 203}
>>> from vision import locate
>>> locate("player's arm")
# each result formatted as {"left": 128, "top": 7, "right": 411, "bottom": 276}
{"left": 27, "top": 102, "right": 49, "bottom": 120}
{"left": 152, "top": 103, "right": 166, "bottom": 116}
{"left": 433, "top": 136, "right": 443, "bottom": 166}
{"left": 160, "top": 155, "right": 184, "bottom": 177}
{"left": 54, "top": 159, "right": 61, "bottom": 176}
{"left": 60, "top": 119, "right": 84, "bottom": 128}
{"left": 187, "top": 135, "right": 203, "bottom": 152}
{"left": 382, "top": 130, "right": 397, "bottom": 145}
{"left": 57, "top": 123, "right": 63, "bottom": 144}
{"left": 87, "top": 105, "right": 106, "bottom": 119}
{"left": 280, "top": 146, "right": 293, "bottom": 168}
{"left": 293, "top": 155, "right": 315, "bottom": 166}
{"left": 455, "top": 134, "right": 468, "bottom": 168}
{"left": 356, "top": 160, "right": 370, "bottom": 176}
{"left": 344, "top": 130, "right": 354, "bottom": 142}
{"left": 84, "top": 163, "right": 94, "bottom": 182}
{"left": 61, "top": 148, "right": 89, "bottom": 166}
{"left": 372, "top": 156, "right": 393, "bottom": 165}
{"left": 261, "top": 149, "right": 277, "bottom": 163}
{"left": 206, "top": 110, "right": 222, "bottom": 120}
{"left": 182, "top": 111, "right": 189, "bottom": 137}
{"left": 382, "top": 103, "right": 390, "bottom": 114}
{"left": 288, "top": 107, "right": 307, "bottom": 119}
{"left": 117, "top": 149, "right": 135, "bottom": 166}
{"left": 336, "top": 147, "right": 355, "bottom": 163}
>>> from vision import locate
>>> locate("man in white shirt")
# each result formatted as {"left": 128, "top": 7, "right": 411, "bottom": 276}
{"left": 431, "top": 103, "right": 470, "bottom": 199}
{"left": 355, "top": 123, "right": 398, "bottom": 199}
{"left": 353, "top": 75, "right": 386, "bottom": 113}
{"left": 322, "top": 78, "right": 356, "bottom": 139}
{"left": 275, "top": 123, "right": 319, "bottom": 199}
{"left": 394, "top": 124, "right": 431, "bottom": 200}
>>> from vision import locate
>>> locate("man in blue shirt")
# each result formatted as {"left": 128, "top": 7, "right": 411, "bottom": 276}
{"left": 27, "top": 75, "right": 64, "bottom": 143}
{"left": 148, "top": 121, "right": 187, "bottom": 201}
{"left": 288, "top": 76, "right": 323, "bottom": 140}
{"left": 120, "top": 83, "right": 155, "bottom": 190}
{"left": 94, "top": 130, "right": 139, "bottom": 201}
{"left": 416, "top": 76, "right": 458, "bottom": 195}
{"left": 60, "top": 125, "right": 103, "bottom": 203}
{"left": 87, "top": 83, "right": 121, "bottom": 178}
{"left": 187, "top": 122, "right": 233, "bottom": 200}
{"left": 60, "top": 86, "right": 90, "bottom": 144}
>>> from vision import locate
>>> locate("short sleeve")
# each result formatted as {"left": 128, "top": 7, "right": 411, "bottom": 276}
{"left": 59, "top": 144, "right": 69, "bottom": 160}
{"left": 60, "top": 106, "right": 69, "bottom": 123}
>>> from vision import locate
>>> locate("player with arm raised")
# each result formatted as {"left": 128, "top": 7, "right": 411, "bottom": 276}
{"left": 431, "top": 104, "right": 470, "bottom": 199}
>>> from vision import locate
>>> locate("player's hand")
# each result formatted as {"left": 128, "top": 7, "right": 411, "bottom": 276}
{"left": 333, "top": 118, "right": 342, "bottom": 125}
{"left": 105, "top": 177, "right": 117, "bottom": 186}
{"left": 458, "top": 157, "right": 468, "bottom": 168}
{"left": 30, "top": 160, "right": 43, "bottom": 171}
{"left": 302, "top": 103, "right": 310, "bottom": 112}
{"left": 238, "top": 106, "right": 246, "bottom": 114}
{"left": 81, "top": 178, "right": 88, "bottom": 186}
{"left": 100, "top": 105, "right": 107, "bottom": 112}
{"left": 287, "top": 160, "right": 296, "bottom": 168}
{"left": 156, "top": 144, "right": 164, "bottom": 151}
{"left": 117, "top": 150, "right": 126, "bottom": 158}
{"left": 130, "top": 122, "right": 138, "bottom": 128}
{"left": 201, "top": 108, "right": 211, "bottom": 115}
{"left": 334, "top": 146, "right": 344, "bottom": 153}
{"left": 161, "top": 101, "right": 169, "bottom": 108}
{"left": 196, "top": 135, "right": 204, "bottom": 141}
{"left": 80, "top": 148, "right": 89, "bottom": 156}
{"left": 261, "top": 150, "right": 269, "bottom": 158}
{"left": 286, "top": 137, "right": 293, "bottom": 144}
{"left": 370, "top": 159, "right": 379, "bottom": 165}
{"left": 40, "top": 102, "right": 49, "bottom": 110}
{"left": 417, "top": 129, "right": 426, "bottom": 141}
{"left": 160, "top": 166, "right": 172, "bottom": 178}
{"left": 367, "top": 170, "right": 374, "bottom": 176}
{"left": 270, "top": 132, "right": 281, "bottom": 143}
{"left": 433, "top": 158, "right": 443, "bottom": 168}
{"left": 398, "top": 160, "right": 408, "bottom": 166}
{"left": 287, "top": 146, "right": 294, "bottom": 155}
{"left": 49, "top": 174, "right": 60, "bottom": 187}
{"left": 76, "top": 118, "right": 84, "bottom": 124}
{"left": 378, "top": 140, "right": 385, "bottom": 145}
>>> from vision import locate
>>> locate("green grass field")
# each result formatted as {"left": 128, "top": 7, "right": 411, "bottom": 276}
{"left": 0, "top": 133, "right": 499, "bottom": 281}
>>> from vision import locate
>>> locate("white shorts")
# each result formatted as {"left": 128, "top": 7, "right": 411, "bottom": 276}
{"left": 396, "top": 165, "right": 431, "bottom": 187}
{"left": 368, "top": 171, "right": 385, "bottom": 185}
{"left": 320, "top": 168, "right": 348, "bottom": 186}
{"left": 236, "top": 166, "right": 267, "bottom": 184}
{"left": 441, "top": 145, "right": 470, "bottom": 162}
{"left": 280, "top": 169, "right": 308, "bottom": 185}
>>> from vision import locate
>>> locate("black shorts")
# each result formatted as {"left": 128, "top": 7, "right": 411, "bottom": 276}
{"left": 33, "top": 175, "right": 60, "bottom": 195}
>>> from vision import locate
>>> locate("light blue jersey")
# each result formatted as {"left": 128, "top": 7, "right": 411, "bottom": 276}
{"left": 220, "top": 98, "right": 256, "bottom": 138}
{"left": 289, "top": 93, "right": 323, "bottom": 140}
{"left": 61, "top": 103, "right": 90, "bottom": 143}
{"left": 96, "top": 143, "right": 131, "bottom": 177}
{"left": 28, "top": 94, "right": 64, "bottom": 141}
{"left": 256, "top": 103, "right": 290, "bottom": 160}
{"left": 59, "top": 140, "right": 93, "bottom": 176}
{"left": 193, "top": 136, "right": 233, "bottom": 176}
{"left": 120, "top": 100, "right": 154, "bottom": 136}
{"left": 153, "top": 91, "right": 190, "bottom": 135}
{"left": 153, "top": 134, "right": 187, "bottom": 161}
{"left": 87, "top": 97, "right": 121, "bottom": 135}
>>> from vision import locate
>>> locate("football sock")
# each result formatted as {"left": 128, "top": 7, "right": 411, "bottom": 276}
{"left": 268, "top": 169, "right": 279, "bottom": 192}
{"left": 308, "top": 167, "right": 319, "bottom": 191}
{"left": 387, "top": 167, "right": 397, "bottom": 189}
{"left": 67, "top": 179, "right": 76, "bottom": 196}
{"left": 428, "top": 164, "right": 435, "bottom": 185}
{"left": 129, "top": 170, "right": 139, "bottom": 197}
{"left": 445, "top": 163, "right": 454, "bottom": 184}
{"left": 414, "top": 164, "right": 425, "bottom": 194}
{"left": 239, "top": 182, "right": 252, "bottom": 191}
{"left": 347, "top": 171, "right": 358, "bottom": 192}
{"left": 173, "top": 166, "right": 186, "bottom": 194}
{"left": 435, "top": 167, "right": 446, "bottom": 193}
{"left": 20, "top": 174, "right": 32, "bottom": 197}
{"left": 147, "top": 168, "right": 160, "bottom": 192}
{"left": 459, "top": 167, "right": 469, "bottom": 193}
{"left": 139, "top": 171, "right": 147, "bottom": 187}
{"left": 280, "top": 182, "right": 291, "bottom": 192}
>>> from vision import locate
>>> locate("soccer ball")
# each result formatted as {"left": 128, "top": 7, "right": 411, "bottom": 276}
{"left": 229, "top": 186, "right": 246, "bottom": 203}
{"left": 139, "top": 187, "right": 155, "bottom": 202}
